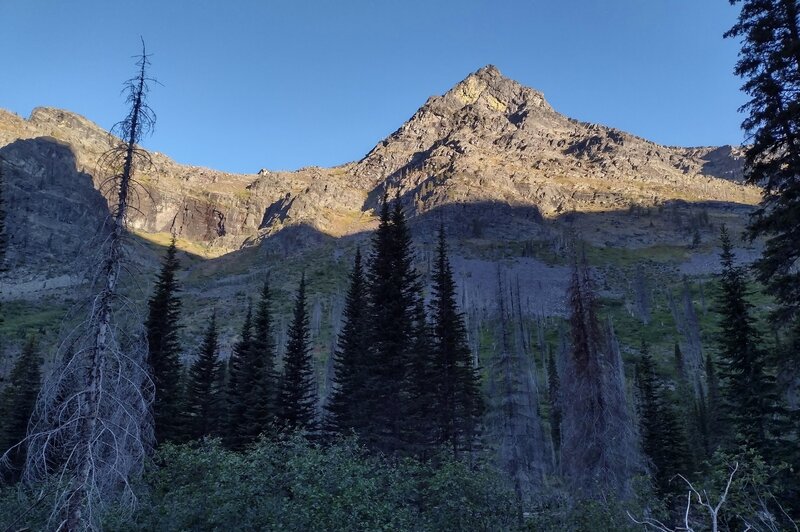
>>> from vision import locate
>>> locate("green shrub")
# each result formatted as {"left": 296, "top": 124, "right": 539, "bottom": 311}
{"left": 106, "top": 436, "right": 519, "bottom": 531}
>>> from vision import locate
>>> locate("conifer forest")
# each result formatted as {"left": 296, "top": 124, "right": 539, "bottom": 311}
{"left": 1, "top": 1, "right": 800, "bottom": 530}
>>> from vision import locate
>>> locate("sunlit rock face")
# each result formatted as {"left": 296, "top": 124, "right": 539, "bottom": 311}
{"left": 0, "top": 65, "right": 757, "bottom": 280}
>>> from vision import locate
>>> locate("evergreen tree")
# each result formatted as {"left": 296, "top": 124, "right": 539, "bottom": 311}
{"left": 243, "top": 279, "right": 279, "bottom": 441}
{"left": 429, "top": 225, "right": 483, "bottom": 457}
{"left": 184, "top": 312, "right": 223, "bottom": 440}
{"left": 0, "top": 336, "right": 41, "bottom": 483}
{"left": 693, "top": 384, "right": 712, "bottom": 461}
{"left": 726, "top": 1, "right": 800, "bottom": 317}
{"left": 326, "top": 249, "right": 369, "bottom": 436}
{"left": 546, "top": 346, "right": 561, "bottom": 460}
{"left": 715, "top": 226, "right": 778, "bottom": 454}
{"left": 405, "top": 296, "right": 437, "bottom": 456}
{"left": 635, "top": 342, "right": 691, "bottom": 504}
{"left": 278, "top": 274, "right": 317, "bottom": 432}
{"left": 362, "top": 196, "right": 420, "bottom": 453}
{"left": 703, "top": 352, "right": 722, "bottom": 454}
{"left": 226, "top": 303, "right": 253, "bottom": 449}
{"left": 145, "top": 237, "right": 183, "bottom": 444}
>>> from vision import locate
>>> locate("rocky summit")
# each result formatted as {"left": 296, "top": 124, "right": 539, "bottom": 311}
{"left": 0, "top": 65, "right": 759, "bottom": 304}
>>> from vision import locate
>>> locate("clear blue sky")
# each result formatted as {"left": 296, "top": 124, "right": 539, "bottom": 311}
{"left": 1, "top": 1, "right": 744, "bottom": 174}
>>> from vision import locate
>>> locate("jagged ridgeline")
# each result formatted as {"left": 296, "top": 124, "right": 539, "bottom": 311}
{"left": 0, "top": 63, "right": 785, "bottom": 527}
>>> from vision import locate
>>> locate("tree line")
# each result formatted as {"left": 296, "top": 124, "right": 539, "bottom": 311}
{"left": 2, "top": 199, "right": 795, "bottom": 525}
{"left": 136, "top": 195, "right": 484, "bottom": 459}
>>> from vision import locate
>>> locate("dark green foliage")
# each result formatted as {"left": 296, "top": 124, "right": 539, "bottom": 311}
{"left": 547, "top": 346, "right": 561, "bottom": 459}
{"left": 0, "top": 336, "right": 41, "bottom": 483}
{"left": 278, "top": 274, "right": 317, "bottom": 432}
{"left": 704, "top": 353, "right": 723, "bottom": 454}
{"left": 635, "top": 342, "right": 691, "bottom": 504}
{"left": 715, "top": 226, "right": 779, "bottom": 455}
{"left": 726, "top": 0, "right": 800, "bottom": 318}
{"left": 527, "top": 496, "right": 647, "bottom": 532}
{"left": 693, "top": 384, "right": 712, "bottom": 461}
{"left": 404, "top": 297, "right": 437, "bottom": 455}
{"left": 145, "top": 238, "right": 183, "bottom": 445}
{"left": 97, "top": 437, "right": 519, "bottom": 532}
{"left": 243, "top": 279, "right": 279, "bottom": 441}
{"left": 362, "top": 196, "right": 421, "bottom": 453}
{"left": 184, "top": 313, "right": 223, "bottom": 440}
{"left": 325, "top": 249, "right": 369, "bottom": 435}
{"left": 225, "top": 303, "right": 252, "bottom": 448}
{"left": 701, "top": 447, "right": 797, "bottom": 531}
{"left": 429, "top": 225, "right": 484, "bottom": 457}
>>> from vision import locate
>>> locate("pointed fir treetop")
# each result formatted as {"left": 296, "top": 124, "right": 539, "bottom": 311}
{"left": 145, "top": 236, "right": 183, "bottom": 445}
{"left": 279, "top": 273, "right": 317, "bottom": 432}
{"left": 229, "top": 299, "right": 254, "bottom": 369}
{"left": 243, "top": 276, "right": 279, "bottom": 441}
{"left": 185, "top": 310, "right": 223, "bottom": 440}
{"left": 226, "top": 300, "right": 255, "bottom": 448}
{"left": 326, "top": 248, "right": 368, "bottom": 435}
{"left": 250, "top": 278, "right": 277, "bottom": 370}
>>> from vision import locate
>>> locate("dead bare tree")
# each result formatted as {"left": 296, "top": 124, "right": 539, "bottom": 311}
{"left": 559, "top": 255, "right": 641, "bottom": 499}
{"left": 629, "top": 461, "right": 798, "bottom": 532}
{"left": 486, "top": 267, "right": 550, "bottom": 505}
{"left": 668, "top": 280, "right": 704, "bottom": 395}
{"left": 4, "top": 43, "right": 157, "bottom": 531}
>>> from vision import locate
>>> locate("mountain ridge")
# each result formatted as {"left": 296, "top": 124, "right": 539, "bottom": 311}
{"left": 0, "top": 66, "right": 759, "bottom": 282}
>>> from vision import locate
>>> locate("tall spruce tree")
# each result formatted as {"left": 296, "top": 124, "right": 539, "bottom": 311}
{"left": 226, "top": 303, "right": 253, "bottom": 448}
{"left": 326, "top": 249, "right": 369, "bottom": 436}
{"left": 145, "top": 237, "right": 183, "bottom": 444}
{"left": 429, "top": 225, "right": 483, "bottom": 457}
{"left": 726, "top": 1, "right": 800, "bottom": 318}
{"left": 405, "top": 296, "right": 437, "bottom": 456}
{"left": 278, "top": 274, "right": 317, "bottom": 432}
{"left": 0, "top": 336, "right": 42, "bottom": 483}
{"left": 715, "top": 226, "right": 778, "bottom": 454}
{"left": 362, "top": 196, "right": 420, "bottom": 453}
{"left": 184, "top": 312, "right": 223, "bottom": 440}
{"left": 635, "top": 342, "right": 691, "bottom": 504}
{"left": 243, "top": 279, "right": 278, "bottom": 441}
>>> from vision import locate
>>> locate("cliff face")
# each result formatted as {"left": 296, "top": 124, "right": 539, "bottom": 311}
{"left": 353, "top": 65, "right": 752, "bottom": 216}
{"left": 0, "top": 65, "right": 758, "bottom": 281}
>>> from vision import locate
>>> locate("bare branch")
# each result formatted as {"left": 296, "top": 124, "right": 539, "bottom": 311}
{"left": 0, "top": 42, "right": 157, "bottom": 532}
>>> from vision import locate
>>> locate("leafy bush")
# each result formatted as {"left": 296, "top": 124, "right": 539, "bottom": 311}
{"left": 104, "top": 436, "right": 519, "bottom": 531}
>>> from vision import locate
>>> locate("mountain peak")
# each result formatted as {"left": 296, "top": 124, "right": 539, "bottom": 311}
{"left": 352, "top": 65, "right": 752, "bottom": 218}
{"left": 471, "top": 64, "right": 503, "bottom": 80}
{"left": 445, "top": 64, "right": 546, "bottom": 112}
